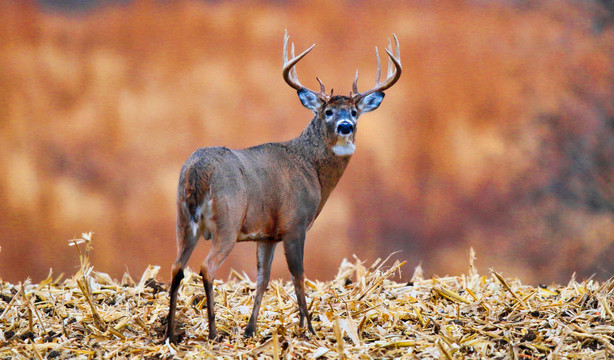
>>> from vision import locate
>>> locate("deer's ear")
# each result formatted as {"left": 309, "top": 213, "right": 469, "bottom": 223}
{"left": 357, "top": 92, "right": 385, "bottom": 113}
{"left": 297, "top": 89, "right": 323, "bottom": 112}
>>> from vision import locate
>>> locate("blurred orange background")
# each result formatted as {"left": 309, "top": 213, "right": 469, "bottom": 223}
{"left": 1, "top": 0, "right": 613, "bottom": 285}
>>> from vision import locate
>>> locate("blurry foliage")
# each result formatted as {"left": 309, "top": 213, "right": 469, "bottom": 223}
{"left": 0, "top": 0, "right": 612, "bottom": 284}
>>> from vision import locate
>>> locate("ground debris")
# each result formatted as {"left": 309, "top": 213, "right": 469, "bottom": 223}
{"left": 1, "top": 238, "right": 614, "bottom": 359}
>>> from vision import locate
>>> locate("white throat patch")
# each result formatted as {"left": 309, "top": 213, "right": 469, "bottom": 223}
{"left": 332, "top": 137, "right": 355, "bottom": 156}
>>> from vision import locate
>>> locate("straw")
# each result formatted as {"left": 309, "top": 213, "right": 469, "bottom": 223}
{"left": 2, "top": 234, "right": 614, "bottom": 359}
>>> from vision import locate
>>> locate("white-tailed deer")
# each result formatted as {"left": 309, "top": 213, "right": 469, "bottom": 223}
{"left": 165, "top": 31, "right": 401, "bottom": 342}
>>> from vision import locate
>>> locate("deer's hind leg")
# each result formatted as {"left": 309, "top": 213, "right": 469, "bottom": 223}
{"left": 199, "top": 201, "right": 243, "bottom": 340}
{"left": 165, "top": 218, "right": 201, "bottom": 343}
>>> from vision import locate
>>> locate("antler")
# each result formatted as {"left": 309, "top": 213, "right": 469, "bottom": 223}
{"left": 283, "top": 30, "right": 330, "bottom": 100}
{"left": 352, "top": 34, "right": 402, "bottom": 98}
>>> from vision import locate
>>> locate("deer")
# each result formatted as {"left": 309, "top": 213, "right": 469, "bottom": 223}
{"left": 164, "top": 31, "right": 401, "bottom": 343}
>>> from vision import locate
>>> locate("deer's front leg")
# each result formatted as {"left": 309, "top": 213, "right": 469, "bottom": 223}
{"left": 245, "top": 241, "right": 277, "bottom": 338}
{"left": 282, "top": 230, "right": 315, "bottom": 335}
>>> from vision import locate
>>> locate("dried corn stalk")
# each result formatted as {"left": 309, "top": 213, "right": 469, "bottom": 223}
{"left": 1, "top": 238, "right": 614, "bottom": 359}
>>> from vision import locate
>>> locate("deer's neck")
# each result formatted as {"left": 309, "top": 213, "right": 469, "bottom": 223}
{"left": 291, "top": 117, "right": 351, "bottom": 216}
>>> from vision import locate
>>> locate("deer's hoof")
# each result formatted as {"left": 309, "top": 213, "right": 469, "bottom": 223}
{"left": 244, "top": 327, "right": 256, "bottom": 338}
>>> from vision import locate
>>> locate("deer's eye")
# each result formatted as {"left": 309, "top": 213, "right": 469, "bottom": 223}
{"left": 325, "top": 109, "right": 333, "bottom": 116}
{"left": 351, "top": 110, "right": 357, "bottom": 117}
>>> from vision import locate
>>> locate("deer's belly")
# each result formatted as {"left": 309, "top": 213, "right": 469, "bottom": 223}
{"left": 237, "top": 230, "right": 273, "bottom": 242}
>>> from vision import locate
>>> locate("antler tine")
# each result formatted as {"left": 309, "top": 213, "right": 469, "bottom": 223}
{"left": 283, "top": 31, "right": 289, "bottom": 63}
{"left": 352, "top": 69, "right": 359, "bottom": 95}
{"left": 394, "top": 33, "right": 401, "bottom": 61}
{"left": 290, "top": 42, "right": 299, "bottom": 83}
{"left": 316, "top": 77, "right": 326, "bottom": 93}
{"left": 386, "top": 34, "right": 401, "bottom": 79}
{"left": 354, "top": 33, "right": 402, "bottom": 98}
{"left": 353, "top": 46, "right": 380, "bottom": 95}
{"left": 387, "top": 38, "right": 393, "bottom": 79}
{"left": 282, "top": 30, "right": 319, "bottom": 92}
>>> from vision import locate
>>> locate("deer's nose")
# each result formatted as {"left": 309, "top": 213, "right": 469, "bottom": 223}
{"left": 336, "top": 121, "right": 354, "bottom": 135}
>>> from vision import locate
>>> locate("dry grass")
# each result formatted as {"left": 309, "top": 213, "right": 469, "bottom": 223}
{"left": 2, "top": 236, "right": 614, "bottom": 359}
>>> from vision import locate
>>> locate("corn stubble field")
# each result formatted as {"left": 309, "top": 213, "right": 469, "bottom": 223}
{"left": 1, "top": 235, "right": 614, "bottom": 359}
{"left": 2, "top": 0, "right": 613, "bottom": 287}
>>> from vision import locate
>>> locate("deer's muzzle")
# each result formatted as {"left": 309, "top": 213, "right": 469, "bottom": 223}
{"left": 336, "top": 121, "right": 354, "bottom": 135}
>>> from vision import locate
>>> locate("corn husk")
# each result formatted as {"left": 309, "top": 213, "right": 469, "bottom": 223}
{"left": 1, "top": 238, "right": 614, "bottom": 359}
